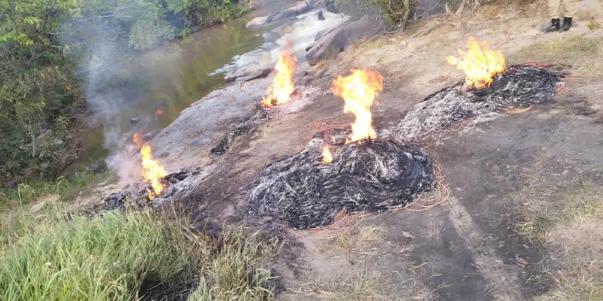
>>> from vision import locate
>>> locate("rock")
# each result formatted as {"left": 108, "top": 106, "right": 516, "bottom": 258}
{"left": 246, "top": 0, "right": 326, "bottom": 28}
{"left": 306, "top": 15, "right": 383, "bottom": 66}
{"left": 224, "top": 67, "right": 272, "bottom": 83}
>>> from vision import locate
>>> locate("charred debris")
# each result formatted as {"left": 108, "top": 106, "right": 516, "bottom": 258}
{"left": 102, "top": 61, "right": 563, "bottom": 229}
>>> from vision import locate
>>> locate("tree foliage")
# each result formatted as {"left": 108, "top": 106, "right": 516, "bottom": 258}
{"left": 0, "top": 0, "right": 250, "bottom": 184}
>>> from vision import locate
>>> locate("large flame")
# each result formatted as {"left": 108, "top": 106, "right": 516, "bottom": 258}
{"left": 447, "top": 37, "right": 506, "bottom": 89}
{"left": 133, "top": 133, "right": 167, "bottom": 199}
{"left": 261, "top": 50, "right": 297, "bottom": 107}
{"left": 332, "top": 69, "right": 383, "bottom": 143}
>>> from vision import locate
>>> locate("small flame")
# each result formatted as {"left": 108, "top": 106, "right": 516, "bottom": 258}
{"left": 261, "top": 50, "right": 297, "bottom": 107}
{"left": 154, "top": 107, "right": 164, "bottom": 119}
{"left": 447, "top": 37, "right": 506, "bottom": 89}
{"left": 332, "top": 69, "right": 383, "bottom": 143}
{"left": 321, "top": 145, "right": 333, "bottom": 164}
{"left": 133, "top": 133, "right": 167, "bottom": 198}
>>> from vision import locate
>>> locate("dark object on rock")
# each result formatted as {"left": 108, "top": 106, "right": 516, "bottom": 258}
{"left": 129, "top": 117, "right": 140, "bottom": 124}
{"left": 562, "top": 17, "right": 572, "bottom": 31}
{"left": 249, "top": 139, "right": 434, "bottom": 229}
{"left": 210, "top": 106, "right": 266, "bottom": 156}
{"left": 395, "top": 65, "right": 564, "bottom": 140}
{"left": 168, "top": 170, "right": 189, "bottom": 183}
{"left": 306, "top": 15, "right": 383, "bottom": 65}
{"left": 544, "top": 18, "right": 560, "bottom": 32}
{"left": 318, "top": 10, "right": 325, "bottom": 20}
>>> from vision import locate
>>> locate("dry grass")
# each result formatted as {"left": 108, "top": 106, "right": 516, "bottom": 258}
{"left": 510, "top": 35, "right": 603, "bottom": 75}
{"left": 514, "top": 182, "right": 603, "bottom": 300}
{"left": 319, "top": 224, "right": 385, "bottom": 264}
{"left": 292, "top": 271, "right": 389, "bottom": 301}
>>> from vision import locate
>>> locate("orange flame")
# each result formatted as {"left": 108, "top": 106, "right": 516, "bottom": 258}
{"left": 261, "top": 50, "right": 297, "bottom": 107}
{"left": 321, "top": 145, "right": 333, "bottom": 164}
{"left": 447, "top": 37, "right": 506, "bottom": 89}
{"left": 132, "top": 133, "right": 167, "bottom": 199}
{"left": 154, "top": 107, "right": 164, "bottom": 119}
{"left": 332, "top": 69, "right": 383, "bottom": 143}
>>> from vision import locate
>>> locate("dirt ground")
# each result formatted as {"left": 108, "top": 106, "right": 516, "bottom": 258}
{"left": 269, "top": 2, "right": 603, "bottom": 300}
{"left": 82, "top": 1, "right": 603, "bottom": 300}
{"left": 225, "top": 2, "right": 602, "bottom": 300}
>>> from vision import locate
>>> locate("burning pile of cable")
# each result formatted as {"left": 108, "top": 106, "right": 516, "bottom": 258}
{"left": 394, "top": 64, "right": 563, "bottom": 141}
{"left": 248, "top": 139, "right": 434, "bottom": 229}
{"left": 250, "top": 68, "right": 434, "bottom": 229}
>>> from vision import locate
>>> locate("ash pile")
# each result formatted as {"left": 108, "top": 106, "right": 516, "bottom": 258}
{"left": 395, "top": 65, "right": 564, "bottom": 140}
{"left": 249, "top": 139, "right": 434, "bottom": 229}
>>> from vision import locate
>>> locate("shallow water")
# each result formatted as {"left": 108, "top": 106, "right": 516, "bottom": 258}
{"left": 74, "top": 15, "right": 263, "bottom": 169}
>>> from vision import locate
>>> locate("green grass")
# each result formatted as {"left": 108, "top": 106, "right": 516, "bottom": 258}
{"left": 0, "top": 205, "right": 279, "bottom": 301}
{"left": 0, "top": 210, "right": 189, "bottom": 301}
{"left": 0, "top": 170, "right": 116, "bottom": 208}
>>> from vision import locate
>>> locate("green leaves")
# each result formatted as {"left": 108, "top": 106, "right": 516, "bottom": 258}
{"left": 0, "top": 0, "right": 249, "bottom": 182}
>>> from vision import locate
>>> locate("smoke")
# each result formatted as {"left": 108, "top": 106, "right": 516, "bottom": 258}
{"left": 62, "top": 4, "right": 182, "bottom": 183}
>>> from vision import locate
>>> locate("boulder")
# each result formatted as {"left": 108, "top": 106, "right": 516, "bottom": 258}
{"left": 246, "top": 0, "right": 326, "bottom": 28}
{"left": 306, "top": 15, "right": 383, "bottom": 65}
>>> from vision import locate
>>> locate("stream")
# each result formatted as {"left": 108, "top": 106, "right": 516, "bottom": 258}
{"left": 73, "top": 7, "right": 271, "bottom": 170}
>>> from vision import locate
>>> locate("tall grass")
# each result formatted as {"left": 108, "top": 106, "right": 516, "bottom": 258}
{"left": 0, "top": 207, "right": 278, "bottom": 301}
{"left": 0, "top": 211, "right": 189, "bottom": 301}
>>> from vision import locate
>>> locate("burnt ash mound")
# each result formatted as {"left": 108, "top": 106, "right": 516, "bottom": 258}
{"left": 249, "top": 139, "right": 434, "bottom": 229}
{"left": 395, "top": 64, "right": 564, "bottom": 140}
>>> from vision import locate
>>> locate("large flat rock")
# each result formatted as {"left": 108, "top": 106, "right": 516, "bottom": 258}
{"left": 151, "top": 77, "right": 271, "bottom": 172}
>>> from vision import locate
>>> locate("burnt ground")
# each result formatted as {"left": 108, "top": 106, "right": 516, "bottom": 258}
{"left": 83, "top": 1, "right": 603, "bottom": 300}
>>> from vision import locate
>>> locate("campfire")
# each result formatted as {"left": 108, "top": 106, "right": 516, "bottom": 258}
{"left": 447, "top": 37, "right": 506, "bottom": 90}
{"left": 261, "top": 50, "right": 297, "bottom": 108}
{"left": 133, "top": 133, "right": 167, "bottom": 199}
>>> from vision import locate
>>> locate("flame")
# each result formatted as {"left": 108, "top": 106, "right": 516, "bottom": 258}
{"left": 132, "top": 133, "right": 167, "bottom": 198}
{"left": 331, "top": 69, "right": 383, "bottom": 143}
{"left": 154, "top": 107, "right": 164, "bottom": 119}
{"left": 447, "top": 37, "right": 506, "bottom": 89}
{"left": 261, "top": 50, "right": 297, "bottom": 107}
{"left": 321, "top": 145, "right": 333, "bottom": 164}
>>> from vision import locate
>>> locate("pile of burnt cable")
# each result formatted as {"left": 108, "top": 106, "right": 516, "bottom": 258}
{"left": 100, "top": 167, "right": 203, "bottom": 211}
{"left": 396, "top": 64, "right": 564, "bottom": 140}
{"left": 248, "top": 139, "right": 434, "bottom": 229}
